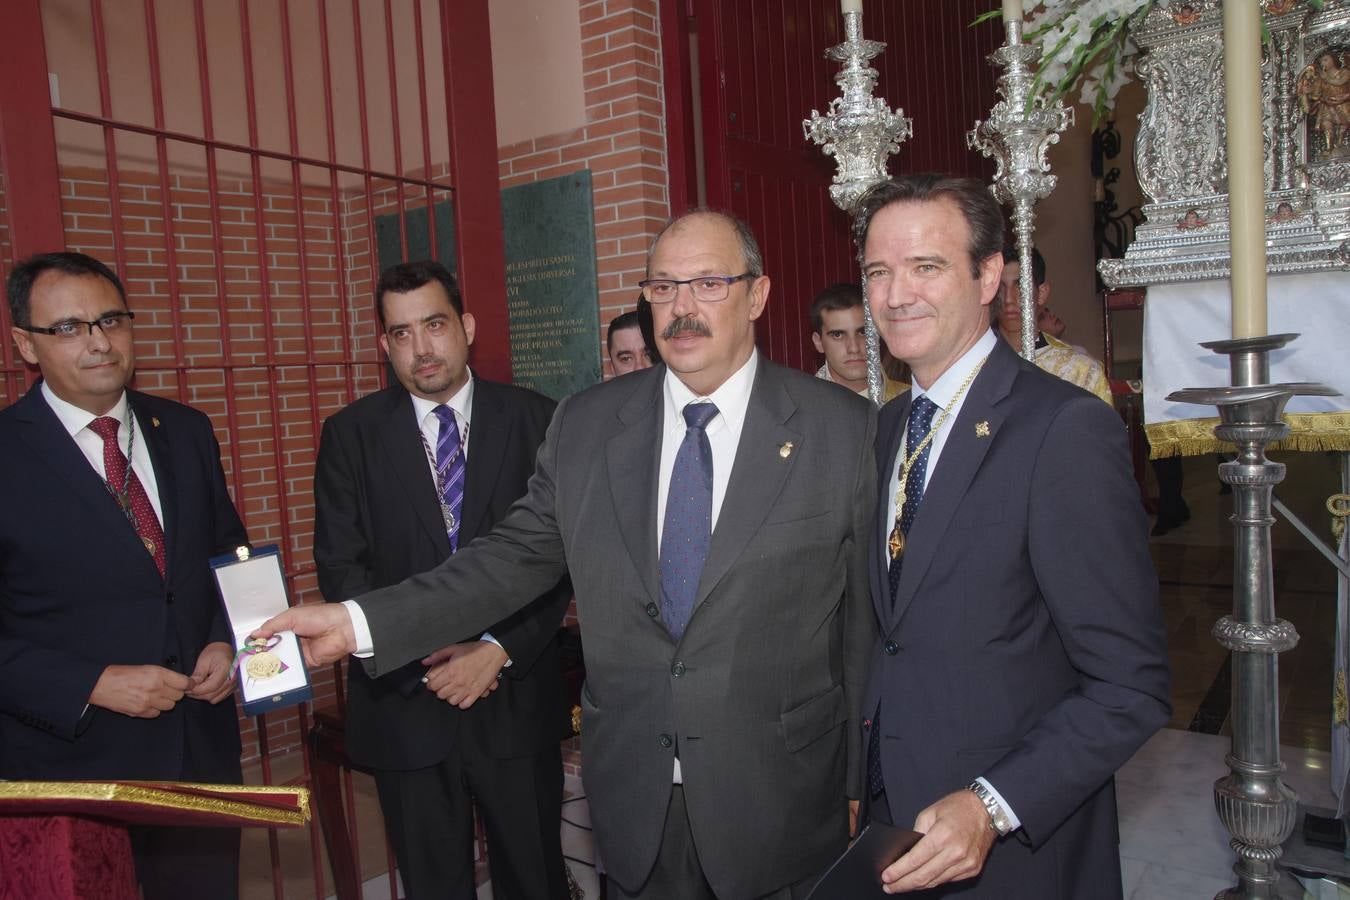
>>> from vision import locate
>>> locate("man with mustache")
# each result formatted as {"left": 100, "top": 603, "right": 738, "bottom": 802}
{"left": 312, "top": 260, "right": 571, "bottom": 898}
{"left": 260, "top": 211, "right": 878, "bottom": 898}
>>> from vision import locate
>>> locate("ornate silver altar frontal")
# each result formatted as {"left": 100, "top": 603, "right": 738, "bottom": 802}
{"left": 803, "top": 9, "right": 912, "bottom": 406}
{"left": 1100, "top": 0, "right": 1350, "bottom": 289}
{"left": 968, "top": 17, "right": 1073, "bottom": 361}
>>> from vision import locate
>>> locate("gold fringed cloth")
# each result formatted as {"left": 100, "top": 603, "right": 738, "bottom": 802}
{"left": 1146, "top": 412, "right": 1350, "bottom": 459}
{"left": 0, "top": 780, "right": 310, "bottom": 828}
{"left": 1142, "top": 274, "right": 1350, "bottom": 459}
{"left": 0, "top": 782, "right": 310, "bottom": 900}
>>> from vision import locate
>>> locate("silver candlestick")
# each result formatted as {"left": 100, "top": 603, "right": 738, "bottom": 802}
{"left": 803, "top": 9, "right": 911, "bottom": 406}
{"left": 968, "top": 17, "right": 1072, "bottom": 362}
{"left": 1169, "top": 335, "right": 1337, "bottom": 899}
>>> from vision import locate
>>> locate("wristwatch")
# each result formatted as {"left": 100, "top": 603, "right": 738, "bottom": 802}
{"left": 967, "top": 781, "right": 1014, "bottom": 836}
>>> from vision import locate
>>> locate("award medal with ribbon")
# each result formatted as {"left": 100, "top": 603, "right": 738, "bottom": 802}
{"left": 235, "top": 635, "right": 289, "bottom": 683}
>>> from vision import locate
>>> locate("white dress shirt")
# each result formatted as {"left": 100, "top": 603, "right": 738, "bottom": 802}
{"left": 43, "top": 383, "right": 164, "bottom": 525}
{"left": 880, "top": 328, "right": 1020, "bottom": 830}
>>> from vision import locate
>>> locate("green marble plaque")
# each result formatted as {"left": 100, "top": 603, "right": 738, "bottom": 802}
{"left": 500, "top": 172, "right": 601, "bottom": 399}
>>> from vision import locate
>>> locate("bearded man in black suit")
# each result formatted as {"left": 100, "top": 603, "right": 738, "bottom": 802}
{"left": 313, "top": 260, "right": 570, "bottom": 899}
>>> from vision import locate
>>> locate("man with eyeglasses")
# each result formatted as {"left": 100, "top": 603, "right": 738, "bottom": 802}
{"left": 258, "top": 210, "right": 878, "bottom": 898}
{"left": 0, "top": 251, "right": 248, "bottom": 898}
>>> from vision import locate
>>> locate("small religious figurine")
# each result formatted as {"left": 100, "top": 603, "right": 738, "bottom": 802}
{"left": 1297, "top": 50, "right": 1350, "bottom": 157}
{"left": 1171, "top": 3, "right": 1201, "bottom": 26}
{"left": 1177, "top": 208, "right": 1209, "bottom": 230}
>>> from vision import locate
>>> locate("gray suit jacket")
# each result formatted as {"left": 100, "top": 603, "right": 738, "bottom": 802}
{"left": 357, "top": 356, "right": 877, "bottom": 897}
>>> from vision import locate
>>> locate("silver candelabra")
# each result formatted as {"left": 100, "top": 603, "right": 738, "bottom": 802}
{"left": 1169, "top": 337, "right": 1336, "bottom": 899}
{"left": 803, "top": 8, "right": 911, "bottom": 406}
{"left": 968, "top": 16, "right": 1072, "bottom": 362}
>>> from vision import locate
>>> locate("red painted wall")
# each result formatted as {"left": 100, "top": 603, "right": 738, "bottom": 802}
{"left": 689, "top": 0, "right": 1002, "bottom": 371}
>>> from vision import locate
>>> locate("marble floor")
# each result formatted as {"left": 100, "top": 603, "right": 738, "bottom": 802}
{"left": 246, "top": 450, "right": 1349, "bottom": 898}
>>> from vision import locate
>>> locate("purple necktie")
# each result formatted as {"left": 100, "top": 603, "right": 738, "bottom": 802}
{"left": 433, "top": 405, "right": 465, "bottom": 552}
{"left": 659, "top": 402, "right": 719, "bottom": 641}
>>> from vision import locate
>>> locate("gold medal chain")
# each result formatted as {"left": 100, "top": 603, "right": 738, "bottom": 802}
{"left": 888, "top": 356, "right": 988, "bottom": 560}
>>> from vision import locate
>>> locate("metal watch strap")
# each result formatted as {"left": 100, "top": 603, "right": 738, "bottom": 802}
{"left": 967, "top": 781, "right": 1013, "bottom": 836}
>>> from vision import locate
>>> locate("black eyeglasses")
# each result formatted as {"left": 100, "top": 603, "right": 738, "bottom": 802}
{"left": 17, "top": 311, "right": 135, "bottom": 341}
{"left": 638, "top": 273, "right": 757, "bottom": 304}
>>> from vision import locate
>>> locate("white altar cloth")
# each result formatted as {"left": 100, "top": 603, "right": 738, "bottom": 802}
{"left": 1142, "top": 271, "right": 1350, "bottom": 456}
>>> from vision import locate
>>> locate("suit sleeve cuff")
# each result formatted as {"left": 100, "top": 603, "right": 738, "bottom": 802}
{"left": 976, "top": 777, "right": 1021, "bottom": 832}
{"left": 479, "top": 632, "right": 513, "bottom": 667}
{"left": 343, "top": 600, "right": 375, "bottom": 657}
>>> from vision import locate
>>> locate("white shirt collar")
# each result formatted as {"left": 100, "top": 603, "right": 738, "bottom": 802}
{"left": 42, "top": 381, "right": 129, "bottom": 437}
{"left": 409, "top": 369, "right": 475, "bottom": 429}
{"left": 912, "top": 328, "right": 998, "bottom": 411}
{"left": 664, "top": 351, "right": 758, "bottom": 434}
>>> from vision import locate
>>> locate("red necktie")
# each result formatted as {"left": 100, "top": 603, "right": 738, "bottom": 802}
{"left": 89, "top": 416, "right": 167, "bottom": 578}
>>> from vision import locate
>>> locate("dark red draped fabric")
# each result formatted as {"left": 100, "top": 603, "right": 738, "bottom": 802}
{"left": 0, "top": 816, "right": 138, "bottom": 900}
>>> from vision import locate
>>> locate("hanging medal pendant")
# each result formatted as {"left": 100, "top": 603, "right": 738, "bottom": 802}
{"left": 142, "top": 537, "right": 157, "bottom": 557}
{"left": 888, "top": 526, "right": 905, "bottom": 560}
{"left": 245, "top": 650, "right": 284, "bottom": 681}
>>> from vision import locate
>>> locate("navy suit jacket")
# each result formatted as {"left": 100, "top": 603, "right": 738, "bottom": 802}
{"left": 863, "top": 339, "right": 1171, "bottom": 899}
{"left": 0, "top": 384, "right": 246, "bottom": 782}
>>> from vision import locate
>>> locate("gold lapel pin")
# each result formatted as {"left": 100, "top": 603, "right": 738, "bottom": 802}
{"left": 975, "top": 421, "right": 991, "bottom": 438}
{"left": 152, "top": 417, "right": 161, "bottom": 428}
{"left": 779, "top": 441, "right": 794, "bottom": 459}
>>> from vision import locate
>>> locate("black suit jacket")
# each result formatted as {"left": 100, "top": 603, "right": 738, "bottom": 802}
{"left": 0, "top": 384, "right": 247, "bottom": 782}
{"left": 863, "top": 340, "right": 1171, "bottom": 898}
{"left": 314, "top": 377, "right": 570, "bottom": 770}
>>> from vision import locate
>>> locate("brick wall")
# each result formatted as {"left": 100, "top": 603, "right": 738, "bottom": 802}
{"left": 1, "top": 0, "right": 672, "bottom": 773}
{"left": 499, "top": 0, "right": 670, "bottom": 382}
{"left": 0, "top": 165, "right": 17, "bottom": 407}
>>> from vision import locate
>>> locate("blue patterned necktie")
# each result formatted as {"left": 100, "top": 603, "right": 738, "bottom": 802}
{"left": 659, "top": 402, "right": 719, "bottom": 641}
{"left": 869, "top": 394, "right": 941, "bottom": 801}
{"left": 433, "top": 405, "right": 465, "bottom": 552}
{"left": 887, "top": 395, "right": 939, "bottom": 604}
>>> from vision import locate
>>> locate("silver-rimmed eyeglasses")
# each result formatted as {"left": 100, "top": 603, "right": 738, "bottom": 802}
{"left": 637, "top": 273, "right": 756, "bottom": 304}
{"left": 16, "top": 311, "right": 136, "bottom": 341}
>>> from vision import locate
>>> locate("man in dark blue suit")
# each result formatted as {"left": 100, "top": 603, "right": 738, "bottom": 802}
{"left": 1, "top": 252, "right": 247, "bottom": 899}
{"left": 856, "top": 176, "right": 1170, "bottom": 898}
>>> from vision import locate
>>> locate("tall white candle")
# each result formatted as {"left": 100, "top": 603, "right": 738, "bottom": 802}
{"left": 841, "top": 0, "right": 862, "bottom": 13}
{"left": 1002, "top": 0, "right": 1023, "bottom": 21}
{"left": 1223, "top": 0, "right": 1268, "bottom": 338}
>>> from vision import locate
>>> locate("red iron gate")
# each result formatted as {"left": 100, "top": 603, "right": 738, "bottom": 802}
{"left": 0, "top": 0, "right": 507, "bottom": 895}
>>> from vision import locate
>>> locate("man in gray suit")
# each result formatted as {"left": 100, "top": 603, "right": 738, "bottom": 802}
{"left": 259, "top": 211, "right": 877, "bottom": 898}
